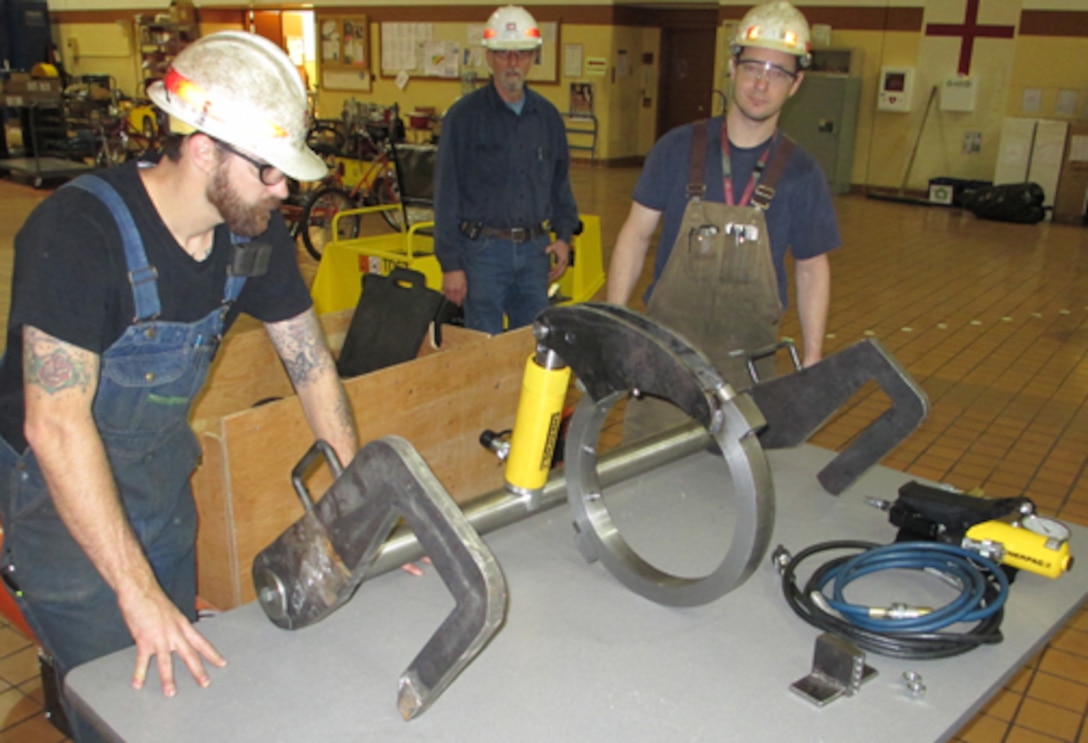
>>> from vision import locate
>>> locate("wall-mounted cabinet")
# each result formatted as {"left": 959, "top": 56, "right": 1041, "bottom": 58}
{"left": 780, "top": 74, "right": 861, "bottom": 195}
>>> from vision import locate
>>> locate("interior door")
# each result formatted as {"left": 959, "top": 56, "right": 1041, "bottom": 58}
{"left": 250, "top": 10, "right": 283, "bottom": 48}
{"left": 657, "top": 26, "right": 717, "bottom": 138}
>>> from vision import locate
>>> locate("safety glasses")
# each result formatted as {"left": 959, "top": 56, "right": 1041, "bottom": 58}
{"left": 216, "top": 140, "right": 286, "bottom": 186}
{"left": 735, "top": 59, "right": 798, "bottom": 86}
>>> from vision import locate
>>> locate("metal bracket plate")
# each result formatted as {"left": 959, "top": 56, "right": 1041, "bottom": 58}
{"left": 751, "top": 338, "right": 930, "bottom": 494}
{"left": 791, "top": 632, "right": 879, "bottom": 707}
{"left": 252, "top": 436, "right": 507, "bottom": 720}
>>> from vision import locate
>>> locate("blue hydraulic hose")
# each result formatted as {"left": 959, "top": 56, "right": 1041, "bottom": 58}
{"left": 817, "top": 542, "right": 1009, "bottom": 634}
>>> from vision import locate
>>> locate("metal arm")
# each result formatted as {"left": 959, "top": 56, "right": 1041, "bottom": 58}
{"left": 252, "top": 437, "right": 507, "bottom": 720}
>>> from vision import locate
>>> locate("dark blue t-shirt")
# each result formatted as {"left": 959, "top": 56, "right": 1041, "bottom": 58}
{"left": 633, "top": 116, "right": 841, "bottom": 306}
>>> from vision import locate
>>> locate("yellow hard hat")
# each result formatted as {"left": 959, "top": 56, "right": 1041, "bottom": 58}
{"left": 30, "top": 62, "right": 59, "bottom": 78}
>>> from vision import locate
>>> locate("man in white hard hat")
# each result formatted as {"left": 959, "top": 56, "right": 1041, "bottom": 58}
{"left": 434, "top": 5, "right": 580, "bottom": 334}
{"left": 0, "top": 31, "right": 357, "bottom": 741}
{"left": 607, "top": 1, "right": 838, "bottom": 436}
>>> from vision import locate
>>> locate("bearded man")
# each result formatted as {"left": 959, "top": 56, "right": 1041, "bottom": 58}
{"left": 0, "top": 31, "right": 358, "bottom": 742}
{"left": 433, "top": 5, "right": 580, "bottom": 334}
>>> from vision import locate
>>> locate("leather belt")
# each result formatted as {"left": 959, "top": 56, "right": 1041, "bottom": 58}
{"left": 461, "top": 221, "right": 549, "bottom": 243}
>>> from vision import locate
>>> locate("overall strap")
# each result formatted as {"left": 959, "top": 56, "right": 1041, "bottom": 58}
{"left": 686, "top": 119, "right": 708, "bottom": 202}
{"left": 224, "top": 233, "right": 249, "bottom": 305}
{"left": 65, "top": 175, "right": 250, "bottom": 316}
{"left": 750, "top": 134, "right": 796, "bottom": 211}
{"left": 63, "top": 175, "right": 161, "bottom": 322}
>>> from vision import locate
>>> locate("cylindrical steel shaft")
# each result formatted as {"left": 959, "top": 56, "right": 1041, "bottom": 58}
{"left": 370, "top": 422, "right": 710, "bottom": 575}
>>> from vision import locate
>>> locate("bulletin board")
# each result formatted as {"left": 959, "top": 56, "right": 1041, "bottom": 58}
{"left": 317, "top": 12, "right": 372, "bottom": 91}
{"left": 378, "top": 21, "right": 558, "bottom": 83}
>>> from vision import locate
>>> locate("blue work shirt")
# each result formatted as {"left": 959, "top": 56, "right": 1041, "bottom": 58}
{"left": 434, "top": 82, "right": 579, "bottom": 273}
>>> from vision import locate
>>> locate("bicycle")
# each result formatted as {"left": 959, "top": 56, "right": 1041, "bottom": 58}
{"left": 297, "top": 148, "right": 404, "bottom": 260}
{"left": 92, "top": 107, "right": 157, "bottom": 168}
{"left": 296, "top": 104, "right": 408, "bottom": 260}
{"left": 277, "top": 117, "right": 339, "bottom": 247}
{"left": 86, "top": 83, "right": 161, "bottom": 168}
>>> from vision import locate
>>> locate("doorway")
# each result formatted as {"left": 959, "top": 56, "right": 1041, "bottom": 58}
{"left": 653, "top": 9, "right": 718, "bottom": 140}
{"left": 248, "top": 10, "right": 317, "bottom": 100}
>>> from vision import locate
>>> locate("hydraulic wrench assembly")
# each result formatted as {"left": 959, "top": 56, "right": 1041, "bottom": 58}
{"left": 491, "top": 303, "right": 931, "bottom": 605}
{"left": 252, "top": 302, "right": 930, "bottom": 719}
{"left": 529, "top": 304, "right": 775, "bottom": 606}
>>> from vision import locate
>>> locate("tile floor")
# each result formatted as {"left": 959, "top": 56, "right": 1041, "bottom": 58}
{"left": 0, "top": 165, "right": 1086, "bottom": 742}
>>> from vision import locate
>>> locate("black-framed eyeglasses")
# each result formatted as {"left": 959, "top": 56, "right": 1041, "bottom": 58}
{"left": 735, "top": 59, "right": 798, "bottom": 85}
{"left": 216, "top": 140, "right": 286, "bottom": 187}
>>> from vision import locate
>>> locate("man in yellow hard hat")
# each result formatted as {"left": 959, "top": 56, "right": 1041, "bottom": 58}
{"left": 434, "top": 5, "right": 580, "bottom": 334}
{"left": 0, "top": 31, "right": 357, "bottom": 742}
{"left": 608, "top": 1, "right": 838, "bottom": 437}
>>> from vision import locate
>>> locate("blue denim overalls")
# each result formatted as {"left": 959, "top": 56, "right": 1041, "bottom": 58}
{"left": 0, "top": 174, "right": 246, "bottom": 742}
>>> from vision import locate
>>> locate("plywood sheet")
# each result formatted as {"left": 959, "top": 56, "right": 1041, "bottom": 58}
{"left": 192, "top": 324, "right": 532, "bottom": 608}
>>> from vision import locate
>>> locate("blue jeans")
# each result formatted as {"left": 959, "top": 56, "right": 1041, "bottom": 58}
{"left": 462, "top": 235, "right": 551, "bottom": 334}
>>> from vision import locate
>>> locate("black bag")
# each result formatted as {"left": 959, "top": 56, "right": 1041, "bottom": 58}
{"left": 961, "top": 182, "right": 1046, "bottom": 225}
{"left": 336, "top": 267, "right": 456, "bottom": 378}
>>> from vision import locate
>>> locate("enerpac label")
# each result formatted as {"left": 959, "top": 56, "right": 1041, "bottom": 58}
{"left": 539, "top": 412, "right": 562, "bottom": 470}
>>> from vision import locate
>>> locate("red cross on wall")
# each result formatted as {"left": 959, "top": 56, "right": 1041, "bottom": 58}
{"left": 925, "top": 0, "right": 1016, "bottom": 76}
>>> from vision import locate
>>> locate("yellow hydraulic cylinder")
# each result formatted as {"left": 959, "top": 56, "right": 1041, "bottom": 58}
{"left": 505, "top": 350, "right": 572, "bottom": 497}
{"left": 966, "top": 520, "right": 1073, "bottom": 579}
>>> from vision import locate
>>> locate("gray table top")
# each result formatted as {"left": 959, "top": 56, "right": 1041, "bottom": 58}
{"left": 68, "top": 445, "right": 1088, "bottom": 742}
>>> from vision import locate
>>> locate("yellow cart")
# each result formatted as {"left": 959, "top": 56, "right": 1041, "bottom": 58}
{"left": 311, "top": 210, "right": 605, "bottom": 317}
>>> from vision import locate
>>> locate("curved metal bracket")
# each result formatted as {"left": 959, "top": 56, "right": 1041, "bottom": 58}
{"left": 252, "top": 437, "right": 507, "bottom": 720}
{"left": 534, "top": 303, "right": 775, "bottom": 607}
{"left": 750, "top": 338, "right": 930, "bottom": 494}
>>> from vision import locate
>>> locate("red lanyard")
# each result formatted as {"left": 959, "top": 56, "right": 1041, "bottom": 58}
{"left": 721, "top": 119, "right": 774, "bottom": 207}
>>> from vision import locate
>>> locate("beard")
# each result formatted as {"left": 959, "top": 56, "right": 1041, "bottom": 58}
{"left": 498, "top": 68, "right": 526, "bottom": 96}
{"left": 206, "top": 163, "right": 279, "bottom": 237}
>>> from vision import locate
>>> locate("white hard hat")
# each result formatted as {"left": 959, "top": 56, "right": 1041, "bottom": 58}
{"left": 482, "top": 5, "right": 543, "bottom": 51}
{"left": 730, "top": 1, "right": 813, "bottom": 69}
{"left": 147, "top": 31, "right": 326, "bottom": 182}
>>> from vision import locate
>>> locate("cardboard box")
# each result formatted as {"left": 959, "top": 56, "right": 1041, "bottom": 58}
{"left": 1, "top": 71, "right": 30, "bottom": 90}
{"left": 26, "top": 79, "right": 62, "bottom": 97}
{"left": 2, "top": 73, "right": 62, "bottom": 102}
{"left": 1053, "top": 122, "right": 1088, "bottom": 225}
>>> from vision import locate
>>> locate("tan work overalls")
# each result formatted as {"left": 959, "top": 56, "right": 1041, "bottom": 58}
{"left": 624, "top": 119, "right": 795, "bottom": 442}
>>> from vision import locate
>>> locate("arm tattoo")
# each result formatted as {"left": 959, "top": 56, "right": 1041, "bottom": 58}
{"left": 268, "top": 312, "right": 358, "bottom": 456}
{"left": 24, "top": 327, "right": 94, "bottom": 394}
{"left": 333, "top": 384, "right": 357, "bottom": 437}
{"left": 269, "top": 312, "right": 332, "bottom": 387}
